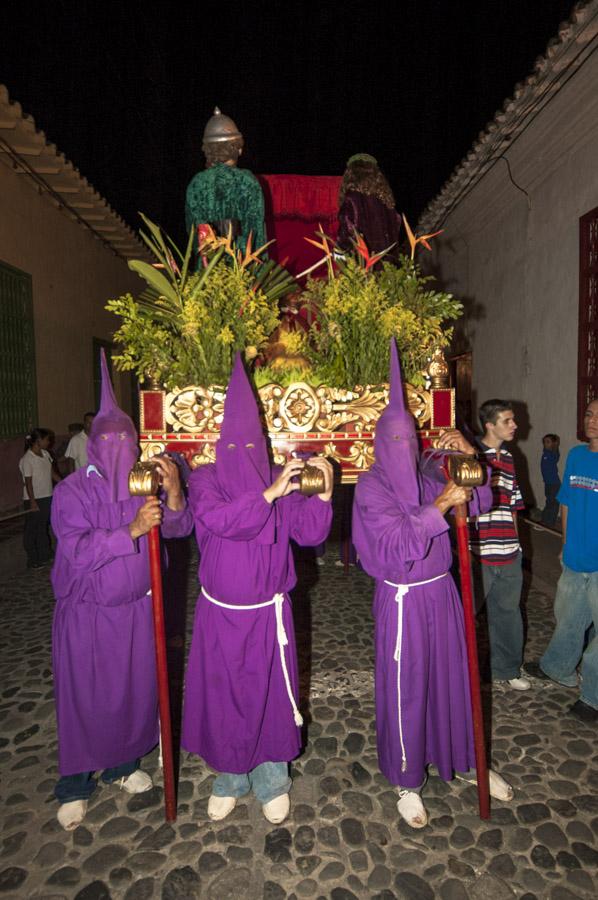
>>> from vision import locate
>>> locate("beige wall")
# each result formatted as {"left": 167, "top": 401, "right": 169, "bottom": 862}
{"left": 0, "top": 162, "right": 142, "bottom": 431}
{"left": 0, "top": 163, "right": 143, "bottom": 513}
{"left": 425, "top": 51, "right": 598, "bottom": 506}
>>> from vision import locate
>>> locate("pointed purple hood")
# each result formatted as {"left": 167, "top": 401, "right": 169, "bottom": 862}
{"left": 372, "top": 339, "right": 421, "bottom": 508}
{"left": 216, "top": 353, "right": 275, "bottom": 542}
{"left": 87, "top": 350, "right": 139, "bottom": 501}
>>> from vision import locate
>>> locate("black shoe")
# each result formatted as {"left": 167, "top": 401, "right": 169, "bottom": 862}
{"left": 523, "top": 661, "right": 549, "bottom": 681}
{"left": 569, "top": 700, "right": 598, "bottom": 723}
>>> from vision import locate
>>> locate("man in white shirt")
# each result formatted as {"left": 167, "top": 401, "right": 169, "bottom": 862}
{"left": 65, "top": 412, "right": 95, "bottom": 473}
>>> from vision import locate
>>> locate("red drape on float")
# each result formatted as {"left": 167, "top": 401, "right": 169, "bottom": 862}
{"left": 257, "top": 175, "right": 342, "bottom": 277}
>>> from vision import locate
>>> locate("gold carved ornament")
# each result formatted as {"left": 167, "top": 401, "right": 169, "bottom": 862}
{"left": 164, "top": 381, "right": 433, "bottom": 435}
{"left": 323, "top": 440, "right": 375, "bottom": 470}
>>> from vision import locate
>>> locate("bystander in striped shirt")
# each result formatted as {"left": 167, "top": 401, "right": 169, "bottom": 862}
{"left": 469, "top": 443, "right": 525, "bottom": 565}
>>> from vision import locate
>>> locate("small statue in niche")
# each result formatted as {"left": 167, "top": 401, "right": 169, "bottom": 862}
{"left": 263, "top": 289, "right": 312, "bottom": 374}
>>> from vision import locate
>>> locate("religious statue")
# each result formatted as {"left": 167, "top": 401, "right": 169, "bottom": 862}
{"left": 185, "top": 107, "right": 266, "bottom": 254}
{"left": 337, "top": 153, "right": 402, "bottom": 264}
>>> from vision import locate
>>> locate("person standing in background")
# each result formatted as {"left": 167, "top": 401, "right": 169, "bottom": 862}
{"left": 19, "top": 428, "right": 60, "bottom": 568}
{"left": 541, "top": 433, "right": 561, "bottom": 527}
{"left": 469, "top": 400, "right": 531, "bottom": 692}
{"left": 65, "top": 412, "right": 95, "bottom": 474}
{"left": 526, "top": 400, "right": 598, "bottom": 722}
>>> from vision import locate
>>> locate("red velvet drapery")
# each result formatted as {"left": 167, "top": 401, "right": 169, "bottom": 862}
{"left": 257, "top": 174, "right": 342, "bottom": 277}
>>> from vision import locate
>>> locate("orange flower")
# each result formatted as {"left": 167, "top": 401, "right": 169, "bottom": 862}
{"left": 402, "top": 214, "right": 443, "bottom": 259}
{"left": 240, "top": 231, "right": 274, "bottom": 268}
{"left": 353, "top": 233, "right": 388, "bottom": 271}
{"left": 304, "top": 226, "right": 333, "bottom": 259}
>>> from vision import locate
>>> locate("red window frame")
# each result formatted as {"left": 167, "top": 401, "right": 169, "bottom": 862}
{"left": 578, "top": 207, "right": 598, "bottom": 439}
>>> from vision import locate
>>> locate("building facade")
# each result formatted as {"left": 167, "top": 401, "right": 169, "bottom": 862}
{"left": 418, "top": 2, "right": 598, "bottom": 506}
{"left": 0, "top": 85, "right": 147, "bottom": 513}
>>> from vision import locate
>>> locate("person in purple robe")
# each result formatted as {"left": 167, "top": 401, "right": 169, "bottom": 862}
{"left": 352, "top": 341, "right": 514, "bottom": 828}
{"left": 181, "top": 353, "right": 333, "bottom": 825}
{"left": 337, "top": 154, "right": 402, "bottom": 264}
{"left": 51, "top": 352, "right": 192, "bottom": 831}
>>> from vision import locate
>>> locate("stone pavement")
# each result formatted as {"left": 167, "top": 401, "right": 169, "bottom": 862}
{"left": 1, "top": 525, "right": 597, "bottom": 900}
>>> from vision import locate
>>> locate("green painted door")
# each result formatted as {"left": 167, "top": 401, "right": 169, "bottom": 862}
{"left": 0, "top": 261, "right": 37, "bottom": 437}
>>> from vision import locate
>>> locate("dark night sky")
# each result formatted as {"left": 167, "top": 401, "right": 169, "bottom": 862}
{"left": 2, "top": 0, "right": 575, "bottom": 245}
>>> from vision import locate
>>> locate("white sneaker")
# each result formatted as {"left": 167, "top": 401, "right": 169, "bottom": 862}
{"left": 207, "top": 795, "right": 237, "bottom": 821}
{"left": 506, "top": 675, "right": 531, "bottom": 691}
{"left": 57, "top": 799, "right": 88, "bottom": 831}
{"left": 455, "top": 768, "right": 514, "bottom": 802}
{"left": 489, "top": 769, "right": 514, "bottom": 801}
{"left": 119, "top": 770, "right": 153, "bottom": 794}
{"left": 396, "top": 790, "right": 428, "bottom": 829}
{"left": 262, "top": 793, "right": 290, "bottom": 824}
{"left": 315, "top": 557, "right": 326, "bottom": 567}
{"left": 493, "top": 675, "right": 531, "bottom": 691}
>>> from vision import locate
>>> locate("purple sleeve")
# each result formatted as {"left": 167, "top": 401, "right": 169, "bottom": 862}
{"left": 188, "top": 468, "right": 274, "bottom": 541}
{"left": 287, "top": 493, "right": 333, "bottom": 546}
{"left": 353, "top": 479, "right": 449, "bottom": 573}
{"left": 160, "top": 500, "right": 193, "bottom": 539}
{"left": 51, "top": 482, "right": 138, "bottom": 572}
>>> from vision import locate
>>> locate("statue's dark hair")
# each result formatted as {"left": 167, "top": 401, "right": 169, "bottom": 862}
{"left": 339, "top": 159, "right": 395, "bottom": 209}
{"left": 203, "top": 137, "right": 244, "bottom": 167}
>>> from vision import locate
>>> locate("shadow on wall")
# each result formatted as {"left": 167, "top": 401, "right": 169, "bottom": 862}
{"left": 508, "top": 400, "right": 536, "bottom": 510}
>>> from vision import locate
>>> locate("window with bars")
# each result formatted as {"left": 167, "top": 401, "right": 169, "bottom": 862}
{"left": 578, "top": 207, "right": 598, "bottom": 439}
{"left": 0, "top": 261, "right": 37, "bottom": 438}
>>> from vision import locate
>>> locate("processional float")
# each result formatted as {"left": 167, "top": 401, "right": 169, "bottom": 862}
{"left": 110, "top": 173, "right": 491, "bottom": 819}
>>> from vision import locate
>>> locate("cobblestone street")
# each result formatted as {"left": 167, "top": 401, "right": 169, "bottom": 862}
{"left": 1, "top": 524, "right": 597, "bottom": 900}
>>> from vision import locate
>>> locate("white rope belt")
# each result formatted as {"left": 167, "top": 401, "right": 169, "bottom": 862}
{"left": 384, "top": 572, "right": 448, "bottom": 773}
{"left": 201, "top": 587, "right": 303, "bottom": 727}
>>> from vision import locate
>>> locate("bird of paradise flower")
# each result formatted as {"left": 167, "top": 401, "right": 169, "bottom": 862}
{"left": 402, "top": 214, "right": 443, "bottom": 260}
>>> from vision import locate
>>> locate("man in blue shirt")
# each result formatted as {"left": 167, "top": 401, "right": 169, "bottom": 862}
{"left": 526, "top": 399, "right": 598, "bottom": 722}
{"left": 540, "top": 433, "right": 560, "bottom": 527}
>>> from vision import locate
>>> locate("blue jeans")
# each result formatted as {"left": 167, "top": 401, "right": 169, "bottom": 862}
{"left": 212, "top": 761, "right": 291, "bottom": 805}
{"left": 479, "top": 553, "right": 524, "bottom": 681}
{"left": 541, "top": 566, "right": 598, "bottom": 706}
{"left": 541, "top": 482, "right": 560, "bottom": 527}
{"left": 54, "top": 758, "right": 139, "bottom": 804}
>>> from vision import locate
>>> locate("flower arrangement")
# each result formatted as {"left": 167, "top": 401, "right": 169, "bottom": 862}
{"left": 106, "top": 215, "right": 294, "bottom": 389}
{"left": 107, "top": 214, "right": 461, "bottom": 391}
{"left": 255, "top": 219, "right": 462, "bottom": 388}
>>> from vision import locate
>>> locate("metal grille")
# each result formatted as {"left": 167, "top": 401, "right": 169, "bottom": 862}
{"left": 579, "top": 208, "right": 598, "bottom": 438}
{"left": 0, "top": 261, "right": 37, "bottom": 438}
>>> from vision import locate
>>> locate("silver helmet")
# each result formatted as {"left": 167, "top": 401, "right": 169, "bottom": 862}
{"left": 202, "top": 107, "right": 242, "bottom": 144}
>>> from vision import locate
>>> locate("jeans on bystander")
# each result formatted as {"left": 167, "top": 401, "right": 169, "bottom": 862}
{"left": 478, "top": 552, "right": 524, "bottom": 681}
{"left": 540, "top": 566, "right": 598, "bottom": 708}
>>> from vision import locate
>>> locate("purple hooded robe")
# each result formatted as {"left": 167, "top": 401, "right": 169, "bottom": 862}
{"left": 51, "top": 352, "right": 192, "bottom": 775}
{"left": 181, "top": 354, "right": 332, "bottom": 773}
{"left": 352, "top": 342, "right": 492, "bottom": 788}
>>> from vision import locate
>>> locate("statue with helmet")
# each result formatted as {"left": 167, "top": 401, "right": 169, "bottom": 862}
{"left": 185, "top": 107, "right": 266, "bottom": 255}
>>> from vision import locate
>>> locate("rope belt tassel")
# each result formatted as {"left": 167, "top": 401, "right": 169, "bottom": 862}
{"left": 201, "top": 588, "right": 303, "bottom": 727}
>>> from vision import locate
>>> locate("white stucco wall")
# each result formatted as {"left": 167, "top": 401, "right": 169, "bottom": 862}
{"left": 425, "top": 50, "right": 598, "bottom": 506}
{"left": 0, "top": 161, "right": 142, "bottom": 431}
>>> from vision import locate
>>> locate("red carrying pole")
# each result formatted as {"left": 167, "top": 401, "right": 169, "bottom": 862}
{"left": 147, "top": 525, "right": 177, "bottom": 822}
{"left": 454, "top": 504, "right": 490, "bottom": 820}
